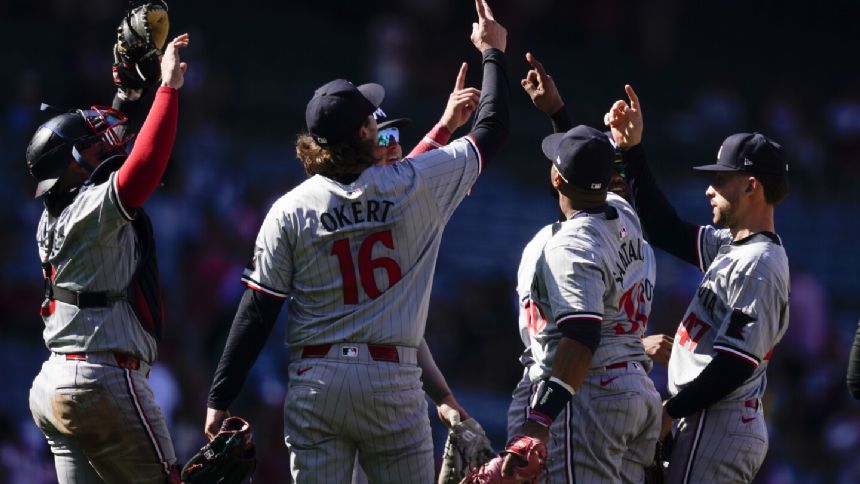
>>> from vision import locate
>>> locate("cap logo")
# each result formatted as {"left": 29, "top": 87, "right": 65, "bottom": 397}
{"left": 590, "top": 182, "right": 602, "bottom": 189}
{"left": 743, "top": 158, "right": 754, "bottom": 166}
{"left": 373, "top": 108, "right": 386, "bottom": 120}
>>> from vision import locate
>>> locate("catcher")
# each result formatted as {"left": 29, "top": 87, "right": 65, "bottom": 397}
{"left": 26, "top": 4, "right": 186, "bottom": 483}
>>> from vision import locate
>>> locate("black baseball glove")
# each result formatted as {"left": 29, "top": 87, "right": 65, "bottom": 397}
{"left": 112, "top": 1, "right": 170, "bottom": 97}
{"left": 181, "top": 416, "right": 256, "bottom": 484}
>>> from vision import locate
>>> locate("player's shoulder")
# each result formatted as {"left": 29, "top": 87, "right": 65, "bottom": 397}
{"left": 524, "top": 224, "right": 555, "bottom": 253}
{"left": 729, "top": 232, "right": 789, "bottom": 280}
{"left": 544, "top": 216, "right": 604, "bottom": 255}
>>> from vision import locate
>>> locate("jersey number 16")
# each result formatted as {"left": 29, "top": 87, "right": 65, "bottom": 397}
{"left": 331, "top": 230, "right": 402, "bottom": 304}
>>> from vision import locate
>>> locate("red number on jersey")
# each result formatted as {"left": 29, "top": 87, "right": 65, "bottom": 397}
{"left": 676, "top": 312, "right": 711, "bottom": 351}
{"left": 615, "top": 281, "right": 650, "bottom": 335}
{"left": 523, "top": 299, "right": 547, "bottom": 336}
{"left": 331, "top": 230, "right": 402, "bottom": 305}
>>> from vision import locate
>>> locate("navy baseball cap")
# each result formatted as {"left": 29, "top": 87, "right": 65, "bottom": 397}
{"left": 373, "top": 107, "right": 411, "bottom": 131}
{"left": 542, "top": 125, "right": 615, "bottom": 193}
{"left": 694, "top": 132, "right": 788, "bottom": 176}
{"left": 305, "top": 79, "right": 385, "bottom": 145}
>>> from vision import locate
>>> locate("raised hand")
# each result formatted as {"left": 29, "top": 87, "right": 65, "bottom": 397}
{"left": 470, "top": 0, "right": 507, "bottom": 53}
{"left": 643, "top": 334, "right": 673, "bottom": 366}
{"left": 160, "top": 33, "right": 189, "bottom": 89}
{"left": 439, "top": 63, "right": 482, "bottom": 132}
{"left": 521, "top": 52, "right": 564, "bottom": 115}
{"left": 604, "top": 84, "right": 643, "bottom": 149}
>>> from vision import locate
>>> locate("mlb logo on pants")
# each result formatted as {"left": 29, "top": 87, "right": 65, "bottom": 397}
{"left": 342, "top": 346, "right": 359, "bottom": 357}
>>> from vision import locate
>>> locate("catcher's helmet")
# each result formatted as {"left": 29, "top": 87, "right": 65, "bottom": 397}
{"left": 26, "top": 106, "right": 130, "bottom": 198}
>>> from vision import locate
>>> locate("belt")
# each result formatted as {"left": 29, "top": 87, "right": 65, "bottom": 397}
{"left": 55, "top": 352, "right": 149, "bottom": 374}
{"left": 50, "top": 285, "right": 126, "bottom": 308}
{"left": 606, "top": 361, "right": 631, "bottom": 370}
{"left": 294, "top": 343, "right": 417, "bottom": 364}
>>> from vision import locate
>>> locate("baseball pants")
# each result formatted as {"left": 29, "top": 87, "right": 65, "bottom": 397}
{"left": 29, "top": 353, "right": 177, "bottom": 484}
{"left": 666, "top": 399, "right": 767, "bottom": 483}
{"left": 508, "top": 361, "right": 662, "bottom": 483}
{"left": 284, "top": 344, "right": 434, "bottom": 484}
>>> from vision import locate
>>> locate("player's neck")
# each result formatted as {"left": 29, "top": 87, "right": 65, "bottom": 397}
{"left": 730, "top": 204, "right": 775, "bottom": 241}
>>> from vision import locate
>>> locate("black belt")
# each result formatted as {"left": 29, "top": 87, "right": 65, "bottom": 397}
{"left": 50, "top": 285, "right": 126, "bottom": 308}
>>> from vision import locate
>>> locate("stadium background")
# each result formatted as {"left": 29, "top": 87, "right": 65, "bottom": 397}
{"left": 1, "top": 0, "right": 859, "bottom": 482}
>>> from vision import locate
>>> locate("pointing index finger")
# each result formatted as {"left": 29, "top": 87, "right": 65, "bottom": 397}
{"left": 625, "top": 84, "right": 640, "bottom": 110}
{"left": 455, "top": 62, "right": 468, "bottom": 90}
{"left": 526, "top": 52, "right": 547, "bottom": 78}
{"left": 481, "top": 0, "right": 496, "bottom": 20}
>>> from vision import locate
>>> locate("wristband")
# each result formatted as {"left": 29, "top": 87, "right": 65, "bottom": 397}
{"left": 527, "top": 376, "right": 575, "bottom": 427}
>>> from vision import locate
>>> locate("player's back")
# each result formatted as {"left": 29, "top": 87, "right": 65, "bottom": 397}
{"left": 242, "top": 137, "right": 481, "bottom": 350}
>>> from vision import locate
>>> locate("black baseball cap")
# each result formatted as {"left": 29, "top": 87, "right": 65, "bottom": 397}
{"left": 374, "top": 108, "right": 411, "bottom": 131}
{"left": 542, "top": 125, "right": 614, "bottom": 193}
{"left": 305, "top": 79, "right": 385, "bottom": 145}
{"left": 693, "top": 132, "right": 788, "bottom": 176}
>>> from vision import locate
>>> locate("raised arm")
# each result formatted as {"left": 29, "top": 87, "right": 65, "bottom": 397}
{"left": 520, "top": 52, "right": 571, "bottom": 134}
{"left": 606, "top": 85, "right": 702, "bottom": 266}
{"left": 407, "top": 63, "right": 480, "bottom": 158}
{"left": 115, "top": 34, "right": 188, "bottom": 209}
{"left": 465, "top": 0, "right": 509, "bottom": 166}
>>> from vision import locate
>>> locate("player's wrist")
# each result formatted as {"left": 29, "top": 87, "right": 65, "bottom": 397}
{"left": 526, "top": 376, "right": 575, "bottom": 427}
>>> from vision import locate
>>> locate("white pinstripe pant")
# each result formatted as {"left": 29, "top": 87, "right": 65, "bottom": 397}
{"left": 284, "top": 358, "right": 434, "bottom": 484}
{"left": 666, "top": 399, "right": 767, "bottom": 483}
{"left": 28, "top": 355, "right": 177, "bottom": 484}
{"left": 508, "top": 362, "right": 662, "bottom": 483}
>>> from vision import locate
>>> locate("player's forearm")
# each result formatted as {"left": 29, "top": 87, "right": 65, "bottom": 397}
{"left": 551, "top": 336, "right": 594, "bottom": 390}
{"left": 116, "top": 86, "right": 178, "bottom": 208}
{"left": 111, "top": 90, "right": 149, "bottom": 137}
{"left": 847, "top": 319, "right": 860, "bottom": 400}
{"left": 417, "top": 338, "right": 453, "bottom": 403}
{"left": 664, "top": 352, "right": 755, "bottom": 418}
{"left": 549, "top": 106, "right": 572, "bottom": 134}
{"left": 468, "top": 48, "right": 509, "bottom": 165}
{"left": 207, "top": 288, "right": 283, "bottom": 410}
{"left": 623, "top": 144, "right": 701, "bottom": 265}
{"left": 406, "top": 124, "right": 452, "bottom": 158}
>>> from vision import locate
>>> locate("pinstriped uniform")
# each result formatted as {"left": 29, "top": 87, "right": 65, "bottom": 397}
{"left": 520, "top": 194, "right": 661, "bottom": 483}
{"left": 28, "top": 172, "right": 176, "bottom": 483}
{"left": 243, "top": 137, "right": 481, "bottom": 483}
{"left": 666, "top": 228, "right": 789, "bottom": 483}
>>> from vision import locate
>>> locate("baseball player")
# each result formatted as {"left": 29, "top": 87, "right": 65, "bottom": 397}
{"left": 26, "top": 34, "right": 189, "bottom": 484}
{"left": 848, "top": 319, "right": 860, "bottom": 400}
{"left": 606, "top": 85, "right": 791, "bottom": 482}
{"left": 486, "top": 53, "right": 667, "bottom": 484}
{"left": 203, "top": 1, "right": 509, "bottom": 483}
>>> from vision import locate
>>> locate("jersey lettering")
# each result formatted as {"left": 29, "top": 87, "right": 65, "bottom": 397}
{"left": 319, "top": 199, "right": 395, "bottom": 232}
{"left": 523, "top": 299, "right": 547, "bottom": 336}
{"left": 615, "top": 278, "right": 653, "bottom": 335}
{"left": 676, "top": 312, "right": 712, "bottom": 351}
{"left": 612, "top": 237, "right": 645, "bottom": 283}
{"left": 331, "top": 229, "right": 402, "bottom": 304}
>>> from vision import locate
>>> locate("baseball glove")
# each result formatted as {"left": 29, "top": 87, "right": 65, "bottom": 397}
{"left": 181, "top": 416, "right": 256, "bottom": 484}
{"left": 438, "top": 418, "right": 496, "bottom": 484}
{"left": 112, "top": 1, "right": 170, "bottom": 95}
{"left": 460, "top": 435, "right": 546, "bottom": 484}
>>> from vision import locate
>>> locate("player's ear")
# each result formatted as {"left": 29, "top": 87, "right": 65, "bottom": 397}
{"left": 745, "top": 177, "right": 756, "bottom": 193}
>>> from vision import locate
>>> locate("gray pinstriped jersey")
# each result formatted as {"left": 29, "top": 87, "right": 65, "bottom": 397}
{"left": 242, "top": 137, "right": 481, "bottom": 350}
{"left": 36, "top": 172, "right": 157, "bottom": 363}
{"left": 528, "top": 194, "right": 656, "bottom": 381}
{"left": 668, "top": 228, "right": 790, "bottom": 401}
{"left": 517, "top": 224, "right": 554, "bottom": 350}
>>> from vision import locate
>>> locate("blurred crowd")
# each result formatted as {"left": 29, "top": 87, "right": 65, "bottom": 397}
{"left": 1, "top": 1, "right": 859, "bottom": 482}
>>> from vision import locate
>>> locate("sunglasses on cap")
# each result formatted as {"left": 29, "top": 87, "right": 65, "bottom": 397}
{"left": 77, "top": 106, "right": 132, "bottom": 152}
{"left": 377, "top": 127, "right": 400, "bottom": 148}
{"left": 612, "top": 153, "right": 626, "bottom": 179}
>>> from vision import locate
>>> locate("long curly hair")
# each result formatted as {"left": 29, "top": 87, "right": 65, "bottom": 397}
{"left": 295, "top": 132, "right": 377, "bottom": 178}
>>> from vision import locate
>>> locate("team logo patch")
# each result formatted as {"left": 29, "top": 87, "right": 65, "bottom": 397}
{"left": 727, "top": 309, "right": 756, "bottom": 339}
{"left": 619, "top": 225, "right": 628, "bottom": 239}
{"left": 342, "top": 346, "right": 359, "bottom": 357}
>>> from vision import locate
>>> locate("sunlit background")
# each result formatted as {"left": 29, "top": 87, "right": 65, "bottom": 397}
{"left": 1, "top": 1, "right": 859, "bottom": 482}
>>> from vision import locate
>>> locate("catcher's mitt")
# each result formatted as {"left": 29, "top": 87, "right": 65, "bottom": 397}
{"left": 181, "top": 416, "right": 256, "bottom": 484}
{"left": 438, "top": 418, "right": 496, "bottom": 484}
{"left": 112, "top": 1, "right": 170, "bottom": 94}
{"left": 460, "top": 435, "right": 546, "bottom": 484}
